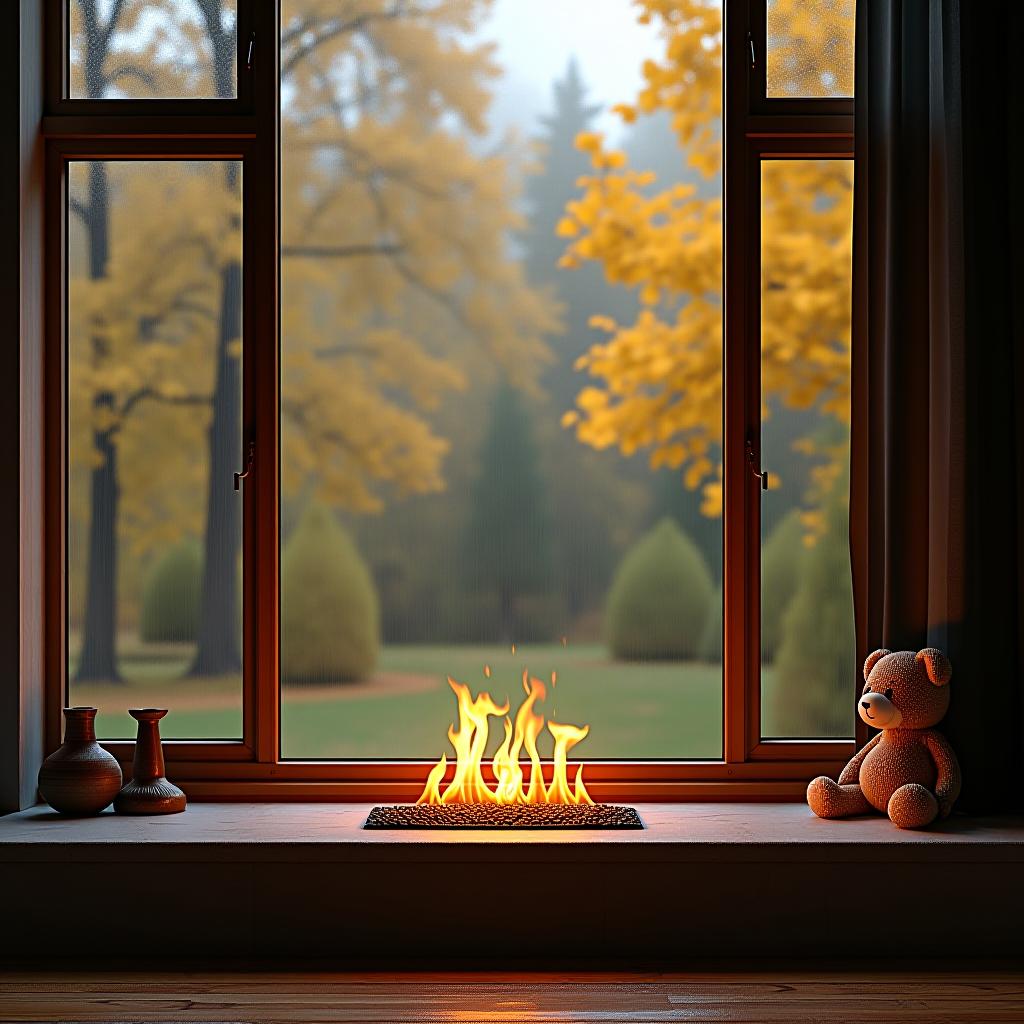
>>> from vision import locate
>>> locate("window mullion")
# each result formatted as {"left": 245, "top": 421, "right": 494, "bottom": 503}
{"left": 248, "top": 0, "right": 280, "bottom": 765}
{"left": 723, "top": 0, "right": 755, "bottom": 764}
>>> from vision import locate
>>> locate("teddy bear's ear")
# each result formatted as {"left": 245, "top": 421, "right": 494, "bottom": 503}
{"left": 863, "top": 649, "right": 890, "bottom": 680}
{"left": 916, "top": 648, "right": 952, "bottom": 686}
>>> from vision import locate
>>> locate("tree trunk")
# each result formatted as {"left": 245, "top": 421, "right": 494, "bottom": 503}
{"left": 190, "top": 253, "right": 242, "bottom": 677}
{"left": 190, "top": 7, "right": 243, "bottom": 677}
{"left": 74, "top": 161, "right": 120, "bottom": 683}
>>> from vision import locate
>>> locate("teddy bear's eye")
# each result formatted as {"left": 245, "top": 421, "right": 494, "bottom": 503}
{"left": 863, "top": 684, "right": 871, "bottom": 694}
{"left": 884, "top": 688, "right": 894, "bottom": 700}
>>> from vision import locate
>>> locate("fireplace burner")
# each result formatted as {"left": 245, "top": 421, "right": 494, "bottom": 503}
{"left": 364, "top": 803, "right": 644, "bottom": 829}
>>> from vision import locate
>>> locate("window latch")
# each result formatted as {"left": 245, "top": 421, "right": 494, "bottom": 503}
{"left": 247, "top": 32, "right": 256, "bottom": 71}
{"left": 747, "top": 31, "right": 756, "bottom": 68}
{"left": 745, "top": 437, "right": 769, "bottom": 491}
{"left": 234, "top": 440, "right": 255, "bottom": 491}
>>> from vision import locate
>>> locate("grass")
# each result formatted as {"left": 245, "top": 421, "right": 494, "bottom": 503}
{"left": 71, "top": 641, "right": 738, "bottom": 758}
{"left": 285, "top": 644, "right": 725, "bottom": 760}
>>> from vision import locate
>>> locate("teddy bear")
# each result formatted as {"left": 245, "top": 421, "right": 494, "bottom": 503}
{"left": 807, "top": 648, "right": 961, "bottom": 829}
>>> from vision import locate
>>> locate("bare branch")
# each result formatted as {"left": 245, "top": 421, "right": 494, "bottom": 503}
{"left": 118, "top": 387, "right": 213, "bottom": 421}
{"left": 282, "top": 243, "right": 401, "bottom": 259}
{"left": 101, "top": 0, "right": 127, "bottom": 49}
{"left": 104, "top": 64, "right": 158, "bottom": 92}
{"left": 281, "top": 4, "right": 425, "bottom": 79}
{"left": 313, "top": 342, "right": 377, "bottom": 360}
{"left": 69, "top": 197, "right": 89, "bottom": 225}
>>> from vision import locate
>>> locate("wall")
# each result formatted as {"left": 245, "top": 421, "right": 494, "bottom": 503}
{"left": 0, "top": 1, "right": 45, "bottom": 813}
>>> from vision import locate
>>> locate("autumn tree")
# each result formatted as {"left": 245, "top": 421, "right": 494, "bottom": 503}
{"left": 68, "top": 158, "right": 238, "bottom": 680}
{"left": 69, "top": 0, "right": 558, "bottom": 680}
{"left": 278, "top": 0, "right": 556, "bottom": 516}
{"left": 69, "top": 0, "right": 234, "bottom": 680}
{"left": 558, "top": 0, "right": 854, "bottom": 522}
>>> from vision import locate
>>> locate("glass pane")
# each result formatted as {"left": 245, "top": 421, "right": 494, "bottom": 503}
{"left": 765, "top": 0, "right": 855, "bottom": 98}
{"left": 69, "top": 0, "right": 237, "bottom": 99}
{"left": 68, "top": 161, "right": 243, "bottom": 740}
{"left": 279, "top": 0, "right": 724, "bottom": 760}
{"left": 760, "top": 158, "right": 854, "bottom": 739}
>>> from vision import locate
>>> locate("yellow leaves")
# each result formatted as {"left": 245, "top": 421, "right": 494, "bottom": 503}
{"left": 701, "top": 470, "right": 723, "bottom": 518}
{"left": 612, "top": 103, "right": 637, "bottom": 123}
{"left": 766, "top": 0, "right": 855, "bottom": 98}
{"left": 576, "top": 387, "right": 610, "bottom": 412}
{"left": 556, "top": 1, "right": 853, "bottom": 524}
{"left": 574, "top": 131, "right": 605, "bottom": 154}
{"left": 640, "top": 284, "right": 661, "bottom": 306}
{"left": 799, "top": 510, "right": 825, "bottom": 547}
{"left": 555, "top": 217, "right": 579, "bottom": 238}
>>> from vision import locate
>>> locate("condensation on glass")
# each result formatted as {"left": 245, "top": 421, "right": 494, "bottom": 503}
{"left": 67, "top": 161, "right": 243, "bottom": 740}
{"left": 278, "top": 0, "right": 724, "bottom": 760}
{"left": 759, "top": 158, "right": 855, "bottom": 739}
{"left": 765, "top": 0, "right": 855, "bottom": 98}
{"left": 68, "top": 0, "right": 237, "bottom": 99}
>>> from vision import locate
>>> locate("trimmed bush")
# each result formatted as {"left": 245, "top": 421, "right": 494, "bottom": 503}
{"left": 605, "top": 518, "right": 714, "bottom": 661}
{"left": 140, "top": 540, "right": 202, "bottom": 643}
{"left": 772, "top": 489, "right": 856, "bottom": 737}
{"left": 281, "top": 504, "right": 379, "bottom": 683}
{"left": 761, "top": 508, "right": 805, "bottom": 662}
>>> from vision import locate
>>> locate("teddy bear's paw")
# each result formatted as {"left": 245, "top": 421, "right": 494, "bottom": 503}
{"left": 888, "top": 783, "right": 939, "bottom": 829}
{"left": 807, "top": 776, "right": 842, "bottom": 818}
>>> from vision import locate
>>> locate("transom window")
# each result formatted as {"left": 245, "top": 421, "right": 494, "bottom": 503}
{"left": 47, "top": 0, "right": 857, "bottom": 798}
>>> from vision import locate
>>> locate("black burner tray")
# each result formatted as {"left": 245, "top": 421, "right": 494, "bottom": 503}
{"left": 363, "top": 803, "right": 644, "bottom": 830}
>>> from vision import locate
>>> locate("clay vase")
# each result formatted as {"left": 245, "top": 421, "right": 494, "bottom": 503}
{"left": 114, "top": 709, "right": 186, "bottom": 815}
{"left": 38, "top": 707, "right": 123, "bottom": 815}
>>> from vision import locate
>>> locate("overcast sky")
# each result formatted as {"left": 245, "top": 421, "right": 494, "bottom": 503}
{"left": 482, "top": 0, "right": 663, "bottom": 142}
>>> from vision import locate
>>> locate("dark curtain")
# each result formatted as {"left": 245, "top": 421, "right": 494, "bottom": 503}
{"left": 850, "top": 0, "right": 1024, "bottom": 812}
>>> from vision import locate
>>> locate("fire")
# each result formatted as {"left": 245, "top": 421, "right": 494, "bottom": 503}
{"left": 416, "top": 672, "right": 594, "bottom": 806}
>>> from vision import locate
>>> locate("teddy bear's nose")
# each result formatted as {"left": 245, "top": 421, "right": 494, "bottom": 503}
{"left": 860, "top": 700, "right": 871, "bottom": 709}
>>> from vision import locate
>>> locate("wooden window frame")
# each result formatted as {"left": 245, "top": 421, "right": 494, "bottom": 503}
{"left": 41, "top": 0, "right": 862, "bottom": 802}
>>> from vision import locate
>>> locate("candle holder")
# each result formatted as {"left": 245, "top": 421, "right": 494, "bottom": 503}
{"left": 114, "top": 709, "right": 186, "bottom": 815}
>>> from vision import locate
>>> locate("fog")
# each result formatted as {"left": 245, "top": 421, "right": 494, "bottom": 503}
{"left": 483, "top": 0, "right": 662, "bottom": 140}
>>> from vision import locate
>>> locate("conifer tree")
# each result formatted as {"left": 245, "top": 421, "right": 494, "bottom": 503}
{"left": 463, "top": 384, "right": 553, "bottom": 643}
{"left": 520, "top": 60, "right": 641, "bottom": 622}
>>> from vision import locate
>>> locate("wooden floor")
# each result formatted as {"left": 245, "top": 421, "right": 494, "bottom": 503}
{"left": 1, "top": 972, "right": 1022, "bottom": 1023}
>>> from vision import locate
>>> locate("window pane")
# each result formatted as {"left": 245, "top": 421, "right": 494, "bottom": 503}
{"left": 765, "top": 0, "right": 855, "bottom": 98}
{"left": 67, "top": 161, "right": 243, "bottom": 740}
{"left": 279, "top": 0, "right": 724, "bottom": 760}
{"left": 69, "top": 0, "right": 237, "bottom": 99}
{"left": 760, "top": 158, "right": 854, "bottom": 739}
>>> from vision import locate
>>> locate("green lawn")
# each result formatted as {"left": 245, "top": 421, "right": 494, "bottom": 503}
{"left": 72, "top": 642, "right": 796, "bottom": 759}
{"left": 283, "top": 644, "right": 724, "bottom": 760}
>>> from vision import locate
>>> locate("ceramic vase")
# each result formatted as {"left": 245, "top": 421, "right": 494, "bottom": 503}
{"left": 38, "top": 707, "right": 122, "bottom": 815}
{"left": 114, "top": 709, "right": 186, "bottom": 815}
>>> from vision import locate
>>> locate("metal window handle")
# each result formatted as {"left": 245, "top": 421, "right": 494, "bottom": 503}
{"left": 748, "top": 31, "right": 756, "bottom": 68}
{"left": 746, "top": 438, "right": 769, "bottom": 491}
{"left": 234, "top": 440, "right": 255, "bottom": 491}
{"left": 247, "top": 32, "right": 255, "bottom": 71}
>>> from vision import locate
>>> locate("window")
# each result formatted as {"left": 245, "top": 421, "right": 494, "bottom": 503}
{"left": 45, "top": 1, "right": 857, "bottom": 797}
{"left": 69, "top": 1, "right": 239, "bottom": 99}
{"left": 66, "top": 159, "right": 244, "bottom": 740}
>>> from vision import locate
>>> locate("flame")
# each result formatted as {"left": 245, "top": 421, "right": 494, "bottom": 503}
{"left": 416, "top": 672, "right": 594, "bottom": 806}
